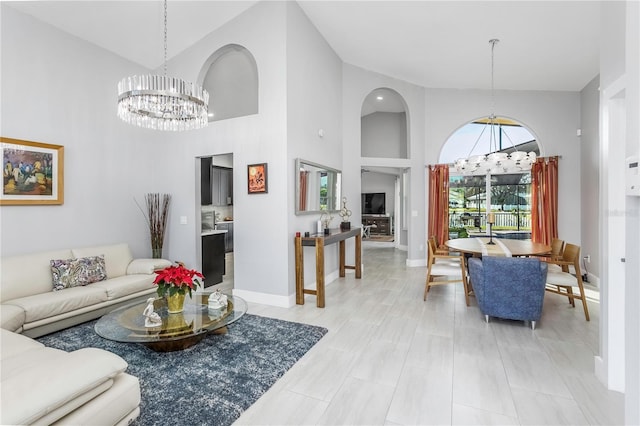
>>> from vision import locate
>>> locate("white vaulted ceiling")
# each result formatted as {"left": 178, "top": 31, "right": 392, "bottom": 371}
{"left": 6, "top": 0, "right": 601, "bottom": 92}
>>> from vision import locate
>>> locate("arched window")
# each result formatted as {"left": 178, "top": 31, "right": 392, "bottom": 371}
{"left": 440, "top": 117, "right": 539, "bottom": 164}
{"left": 442, "top": 117, "right": 540, "bottom": 237}
{"left": 201, "top": 44, "right": 258, "bottom": 122}
{"left": 361, "top": 88, "right": 408, "bottom": 159}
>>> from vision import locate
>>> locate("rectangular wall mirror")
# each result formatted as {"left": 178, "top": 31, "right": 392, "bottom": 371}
{"left": 295, "top": 158, "right": 342, "bottom": 215}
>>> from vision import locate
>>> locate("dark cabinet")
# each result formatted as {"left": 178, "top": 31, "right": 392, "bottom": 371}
{"left": 211, "top": 166, "right": 233, "bottom": 206}
{"left": 200, "top": 157, "right": 212, "bottom": 206}
{"left": 201, "top": 160, "right": 233, "bottom": 206}
{"left": 202, "top": 233, "right": 225, "bottom": 287}
{"left": 362, "top": 215, "right": 391, "bottom": 235}
{"left": 216, "top": 222, "right": 234, "bottom": 253}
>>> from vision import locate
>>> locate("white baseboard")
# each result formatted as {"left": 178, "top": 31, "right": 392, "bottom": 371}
{"left": 232, "top": 289, "right": 294, "bottom": 308}
{"left": 233, "top": 270, "right": 341, "bottom": 308}
{"left": 406, "top": 258, "right": 426, "bottom": 267}
{"left": 586, "top": 272, "right": 600, "bottom": 287}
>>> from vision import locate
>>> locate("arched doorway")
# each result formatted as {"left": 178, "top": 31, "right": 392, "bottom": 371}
{"left": 361, "top": 88, "right": 409, "bottom": 247}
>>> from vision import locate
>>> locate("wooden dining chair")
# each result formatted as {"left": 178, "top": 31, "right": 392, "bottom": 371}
{"left": 543, "top": 243, "right": 590, "bottom": 321}
{"left": 429, "top": 235, "right": 458, "bottom": 256}
{"left": 424, "top": 240, "right": 470, "bottom": 305}
{"left": 543, "top": 238, "right": 566, "bottom": 273}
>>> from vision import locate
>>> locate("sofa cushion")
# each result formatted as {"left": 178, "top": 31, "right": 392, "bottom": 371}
{"left": 0, "top": 249, "right": 73, "bottom": 302}
{"left": 1, "top": 346, "right": 128, "bottom": 425}
{"left": 72, "top": 243, "right": 133, "bottom": 279}
{"left": 0, "top": 328, "right": 44, "bottom": 361}
{"left": 51, "top": 255, "right": 107, "bottom": 291}
{"left": 127, "top": 258, "right": 172, "bottom": 275}
{"left": 88, "top": 274, "right": 155, "bottom": 300}
{"left": 2, "top": 343, "right": 68, "bottom": 380}
{"left": 3, "top": 286, "right": 108, "bottom": 323}
{"left": 46, "top": 371, "right": 140, "bottom": 426}
{"left": 0, "top": 304, "right": 26, "bottom": 332}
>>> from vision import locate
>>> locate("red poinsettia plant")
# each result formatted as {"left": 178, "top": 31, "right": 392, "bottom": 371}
{"left": 153, "top": 262, "right": 204, "bottom": 298}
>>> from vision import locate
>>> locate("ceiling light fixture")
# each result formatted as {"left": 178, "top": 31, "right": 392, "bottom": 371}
{"left": 454, "top": 39, "right": 536, "bottom": 175}
{"left": 117, "top": 0, "right": 209, "bottom": 131}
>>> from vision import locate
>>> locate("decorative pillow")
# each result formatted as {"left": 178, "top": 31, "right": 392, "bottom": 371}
{"left": 77, "top": 255, "right": 108, "bottom": 285}
{"left": 51, "top": 258, "right": 84, "bottom": 291}
{"left": 51, "top": 255, "right": 107, "bottom": 291}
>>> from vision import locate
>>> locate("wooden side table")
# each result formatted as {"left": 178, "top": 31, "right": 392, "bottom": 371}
{"left": 295, "top": 227, "right": 362, "bottom": 308}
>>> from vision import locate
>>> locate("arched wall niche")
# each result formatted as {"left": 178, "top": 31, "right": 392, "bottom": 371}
{"left": 198, "top": 43, "right": 259, "bottom": 122}
{"left": 361, "top": 87, "right": 409, "bottom": 159}
{"left": 438, "top": 115, "right": 542, "bottom": 164}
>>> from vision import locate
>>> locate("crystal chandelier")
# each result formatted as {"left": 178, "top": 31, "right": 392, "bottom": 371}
{"left": 117, "top": 0, "right": 209, "bottom": 131}
{"left": 454, "top": 39, "right": 536, "bottom": 175}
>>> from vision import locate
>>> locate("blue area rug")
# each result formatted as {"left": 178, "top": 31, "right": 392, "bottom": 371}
{"left": 37, "top": 314, "right": 327, "bottom": 426}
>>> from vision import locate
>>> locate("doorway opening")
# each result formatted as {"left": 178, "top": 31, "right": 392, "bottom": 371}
{"left": 197, "top": 153, "right": 234, "bottom": 292}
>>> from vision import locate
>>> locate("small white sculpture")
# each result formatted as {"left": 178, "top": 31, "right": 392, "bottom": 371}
{"left": 143, "top": 297, "right": 162, "bottom": 327}
{"left": 339, "top": 197, "right": 352, "bottom": 222}
{"left": 208, "top": 290, "right": 228, "bottom": 310}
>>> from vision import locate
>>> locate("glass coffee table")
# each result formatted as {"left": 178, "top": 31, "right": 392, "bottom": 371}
{"left": 95, "top": 292, "right": 247, "bottom": 352}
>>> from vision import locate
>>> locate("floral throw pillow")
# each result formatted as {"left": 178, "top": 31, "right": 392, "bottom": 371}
{"left": 51, "top": 255, "right": 107, "bottom": 291}
{"left": 78, "top": 255, "right": 108, "bottom": 284}
{"left": 51, "top": 258, "right": 83, "bottom": 291}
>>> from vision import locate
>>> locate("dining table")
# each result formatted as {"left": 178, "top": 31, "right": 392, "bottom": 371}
{"left": 445, "top": 237, "right": 551, "bottom": 258}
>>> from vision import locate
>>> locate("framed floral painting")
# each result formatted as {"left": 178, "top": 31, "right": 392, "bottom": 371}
{"left": 1, "top": 137, "right": 64, "bottom": 205}
{"left": 247, "top": 163, "right": 268, "bottom": 194}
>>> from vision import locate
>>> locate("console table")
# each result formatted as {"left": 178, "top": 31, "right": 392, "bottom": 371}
{"left": 295, "top": 227, "right": 362, "bottom": 308}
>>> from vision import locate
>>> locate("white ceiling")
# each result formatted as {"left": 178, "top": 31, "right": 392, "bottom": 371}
{"left": 6, "top": 0, "right": 601, "bottom": 92}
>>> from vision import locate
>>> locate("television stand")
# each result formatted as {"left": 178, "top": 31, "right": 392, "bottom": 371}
{"left": 362, "top": 215, "right": 391, "bottom": 236}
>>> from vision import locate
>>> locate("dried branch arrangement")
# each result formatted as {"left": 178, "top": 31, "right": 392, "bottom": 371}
{"left": 137, "top": 193, "right": 171, "bottom": 257}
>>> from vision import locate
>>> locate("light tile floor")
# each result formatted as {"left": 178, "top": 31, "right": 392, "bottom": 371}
{"left": 234, "top": 244, "right": 624, "bottom": 425}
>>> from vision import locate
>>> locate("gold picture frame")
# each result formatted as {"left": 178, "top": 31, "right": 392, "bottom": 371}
{"left": 1, "top": 137, "right": 64, "bottom": 205}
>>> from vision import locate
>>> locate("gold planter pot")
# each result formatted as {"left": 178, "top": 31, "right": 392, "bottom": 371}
{"left": 167, "top": 292, "right": 186, "bottom": 314}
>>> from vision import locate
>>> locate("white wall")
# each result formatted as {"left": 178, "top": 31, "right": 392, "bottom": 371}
{"left": 0, "top": 5, "right": 162, "bottom": 258}
{"left": 361, "top": 112, "right": 407, "bottom": 158}
{"left": 623, "top": 0, "right": 640, "bottom": 422}
{"left": 580, "top": 76, "right": 601, "bottom": 279}
{"left": 425, "top": 88, "right": 582, "bottom": 246}
{"left": 285, "top": 1, "right": 344, "bottom": 298}
{"left": 152, "top": 1, "right": 290, "bottom": 303}
{"left": 596, "top": 0, "right": 631, "bottom": 399}
{"left": 343, "top": 64, "right": 426, "bottom": 265}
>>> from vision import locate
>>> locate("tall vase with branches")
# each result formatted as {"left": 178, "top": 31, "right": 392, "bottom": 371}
{"left": 138, "top": 193, "right": 171, "bottom": 259}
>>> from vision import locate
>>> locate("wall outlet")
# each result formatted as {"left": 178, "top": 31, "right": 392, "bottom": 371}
{"left": 585, "top": 255, "right": 591, "bottom": 263}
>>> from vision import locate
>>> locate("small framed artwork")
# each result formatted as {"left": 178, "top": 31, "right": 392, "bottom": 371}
{"left": 1, "top": 137, "right": 64, "bottom": 205}
{"left": 247, "top": 163, "right": 268, "bottom": 194}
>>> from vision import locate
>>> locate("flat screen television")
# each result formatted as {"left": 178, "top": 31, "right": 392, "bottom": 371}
{"left": 361, "top": 192, "right": 385, "bottom": 214}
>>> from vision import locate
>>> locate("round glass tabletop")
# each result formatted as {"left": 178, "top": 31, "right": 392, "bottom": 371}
{"left": 95, "top": 292, "right": 247, "bottom": 351}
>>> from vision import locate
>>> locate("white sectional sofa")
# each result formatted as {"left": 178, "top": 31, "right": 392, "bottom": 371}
{"left": 1, "top": 242, "right": 170, "bottom": 337}
{"left": 1, "top": 328, "right": 141, "bottom": 425}
{"left": 0, "top": 242, "right": 171, "bottom": 425}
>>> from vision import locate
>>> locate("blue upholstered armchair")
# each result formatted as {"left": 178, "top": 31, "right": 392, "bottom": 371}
{"left": 468, "top": 256, "right": 548, "bottom": 329}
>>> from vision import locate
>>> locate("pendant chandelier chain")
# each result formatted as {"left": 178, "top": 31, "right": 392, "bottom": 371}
{"left": 116, "top": 0, "right": 209, "bottom": 131}
{"left": 453, "top": 38, "right": 537, "bottom": 175}
{"left": 489, "top": 38, "right": 498, "bottom": 154}
{"left": 163, "top": 0, "right": 168, "bottom": 78}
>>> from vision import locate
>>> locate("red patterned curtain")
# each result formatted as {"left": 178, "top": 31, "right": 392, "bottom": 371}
{"left": 428, "top": 165, "right": 450, "bottom": 246}
{"left": 531, "top": 156, "right": 559, "bottom": 245}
